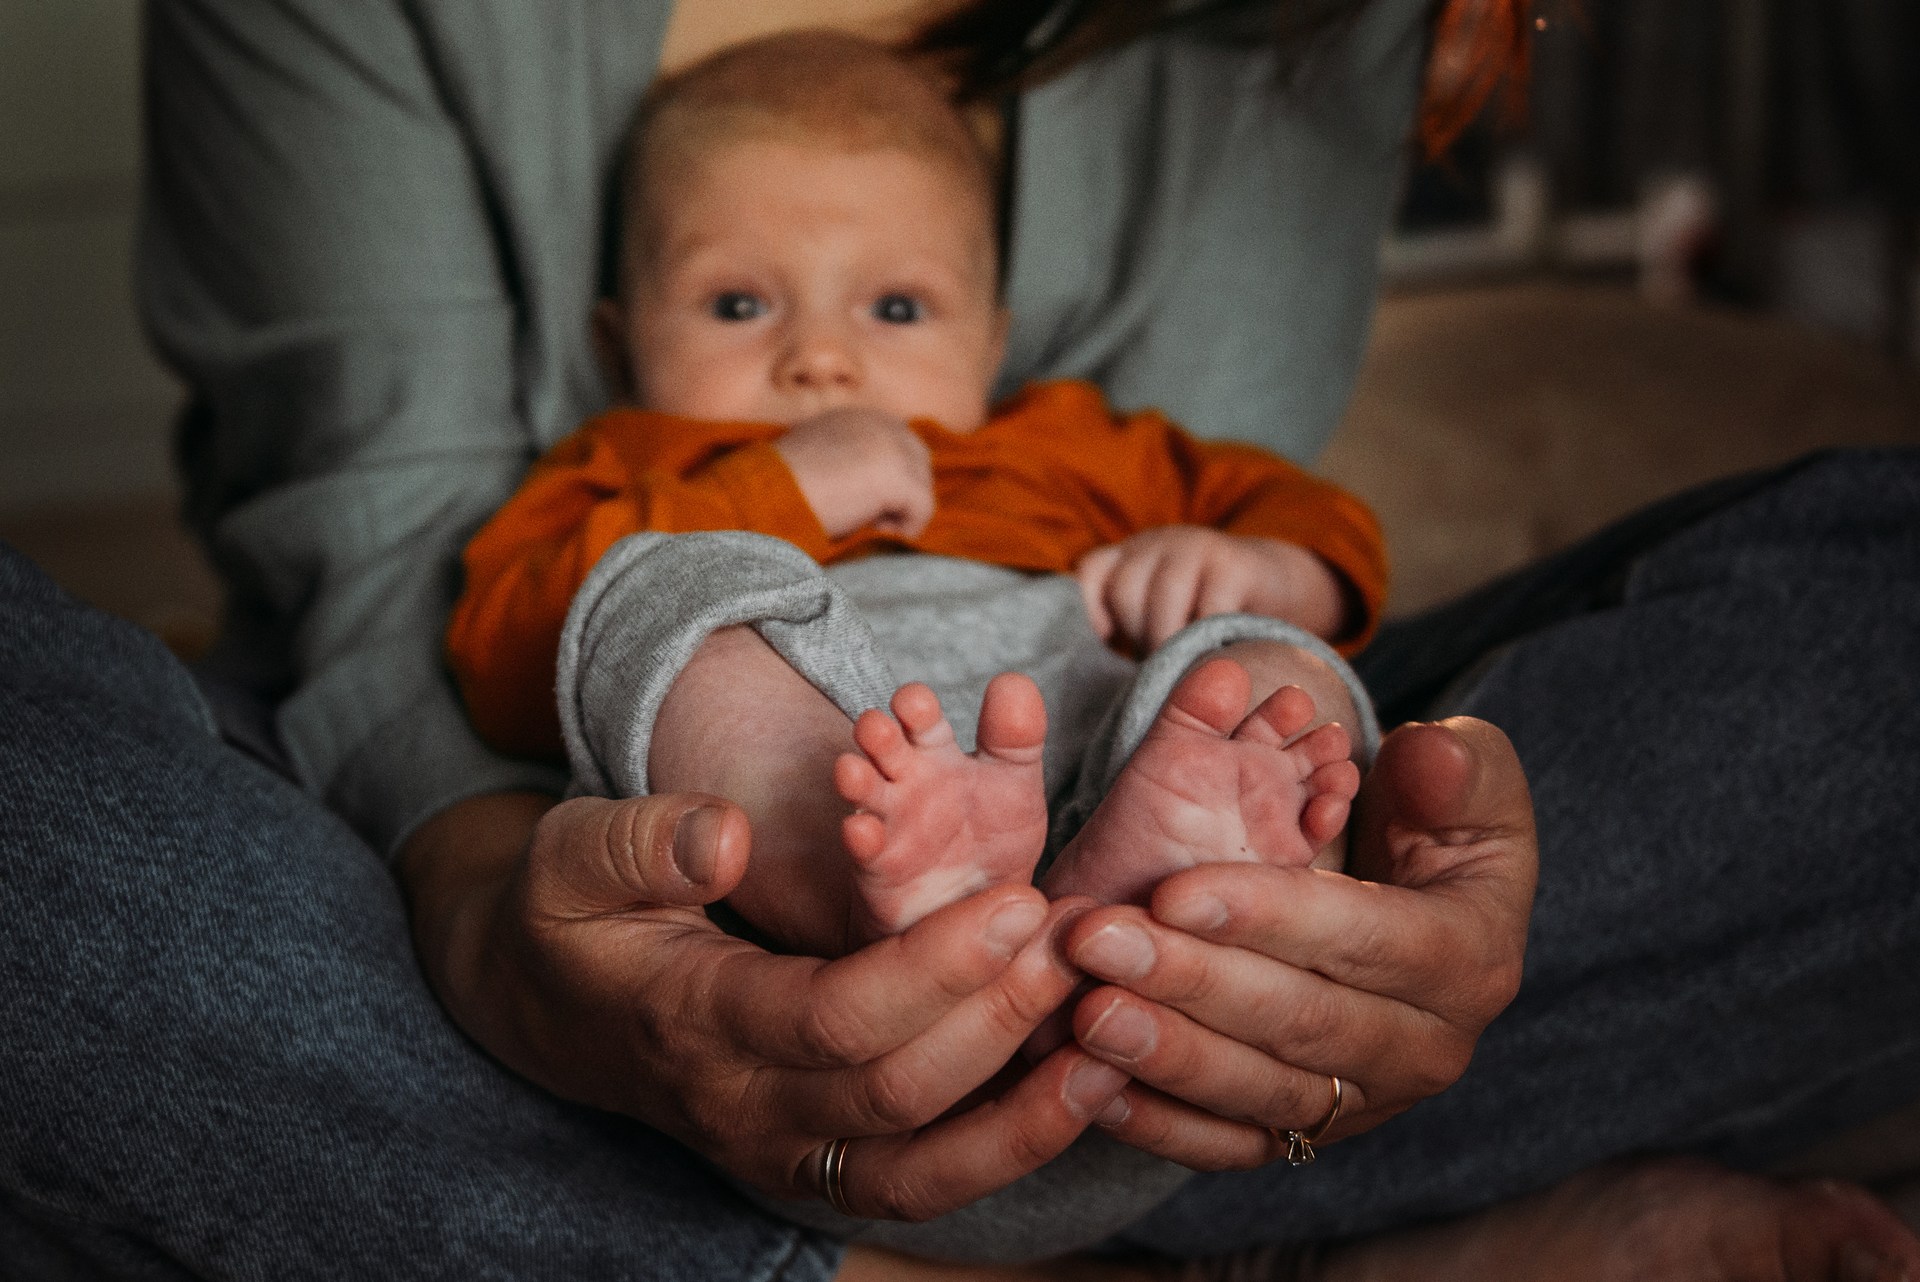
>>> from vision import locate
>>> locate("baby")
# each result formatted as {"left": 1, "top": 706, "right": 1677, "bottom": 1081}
{"left": 448, "top": 31, "right": 1386, "bottom": 959}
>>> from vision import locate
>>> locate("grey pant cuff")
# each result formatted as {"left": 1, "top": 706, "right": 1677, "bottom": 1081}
{"left": 1054, "top": 614, "right": 1380, "bottom": 850}
{"left": 557, "top": 531, "right": 897, "bottom": 797}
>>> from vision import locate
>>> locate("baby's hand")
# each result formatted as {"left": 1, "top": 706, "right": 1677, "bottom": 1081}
{"left": 776, "top": 407, "right": 935, "bottom": 539}
{"left": 1075, "top": 527, "right": 1348, "bottom": 654}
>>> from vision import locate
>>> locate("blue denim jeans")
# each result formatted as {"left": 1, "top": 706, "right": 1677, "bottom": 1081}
{"left": 0, "top": 550, "right": 836, "bottom": 1280}
{"left": 3, "top": 449, "right": 1917, "bottom": 1275}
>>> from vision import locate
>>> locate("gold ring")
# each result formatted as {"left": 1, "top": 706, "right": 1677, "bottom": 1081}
{"left": 1279, "top": 1074, "right": 1344, "bottom": 1167}
{"left": 820, "top": 1137, "right": 856, "bottom": 1215}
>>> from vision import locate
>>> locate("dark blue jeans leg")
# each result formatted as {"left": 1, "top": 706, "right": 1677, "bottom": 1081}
{"left": 0, "top": 544, "right": 838, "bottom": 1282}
{"left": 1122, "top": 448, "right": 1920, "bottom": 1252}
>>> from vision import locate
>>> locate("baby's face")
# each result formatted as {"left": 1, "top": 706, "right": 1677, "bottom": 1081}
{"left": 614, "top": 138, "right": 1006, "bottom": 432}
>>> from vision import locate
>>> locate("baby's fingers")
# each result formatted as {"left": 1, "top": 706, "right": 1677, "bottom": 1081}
{"left": 1143, "top": 551, "right": 1206, "bottom": 649}
{"left": 1101, "top": 544, "right": 1164, "bottom": 653}
{"left": 1075, "top": 546, "right": 1120, "bottom": 640}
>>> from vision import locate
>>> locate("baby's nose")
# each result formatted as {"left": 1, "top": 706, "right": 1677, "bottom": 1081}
{"left": 778, "top": 325, "right": 860, "bottom": 389}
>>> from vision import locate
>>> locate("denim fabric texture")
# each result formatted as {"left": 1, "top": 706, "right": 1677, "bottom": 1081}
{"left": 0, "top": 547, "right": 836, "bottom": 1281}
{"left": 1122, "top": 449, "right": 1920, "bottom": 1252}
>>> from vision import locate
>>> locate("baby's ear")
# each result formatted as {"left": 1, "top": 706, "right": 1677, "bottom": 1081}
{"left": 590, "top": 298, "right": 637, "bottom": 402}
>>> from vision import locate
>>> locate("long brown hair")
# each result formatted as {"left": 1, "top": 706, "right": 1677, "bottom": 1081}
{"left": 916, "top": 0, "right": 1534, "bottom": 159}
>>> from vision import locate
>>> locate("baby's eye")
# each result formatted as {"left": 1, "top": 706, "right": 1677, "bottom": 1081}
{"left": 872, "top": 294, "right": 924, "bottom": 325}
{"left": 711, "top": 291, "right": 766, "bottom": 322}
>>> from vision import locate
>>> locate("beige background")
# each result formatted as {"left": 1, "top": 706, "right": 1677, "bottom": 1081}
{"left": 0, "top": 0, "right": 184, "bottom": 516}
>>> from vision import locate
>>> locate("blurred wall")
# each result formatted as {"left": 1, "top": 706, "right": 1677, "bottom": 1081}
{"left": 0, "top": 0, "right": 183, "bottom": 516}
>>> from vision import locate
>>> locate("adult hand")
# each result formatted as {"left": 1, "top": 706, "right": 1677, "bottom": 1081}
{"left": 401, "top": 789, "right": 1129, "bottom": 1220}
{"left": 1075, "top": 529, "right": 1348, "bottom": 655}
{"left": 776, "top": 406, "right": 935, "bottom": 538}
{"left": 1055, "top": 716, "right": 1536, "bottom": 1167}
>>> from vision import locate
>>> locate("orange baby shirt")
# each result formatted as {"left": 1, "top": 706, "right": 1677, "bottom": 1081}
{"left": 448, "top": 380, "right": 1388, "bottom": 759}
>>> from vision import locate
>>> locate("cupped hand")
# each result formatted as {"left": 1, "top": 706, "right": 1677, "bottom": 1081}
{"left": 776, "top": 406, "right": 935, "bottom": 538}
{"left": 402, "top": 789, "right": 1128, "bottom": 1221}
{"left": 1074, "top": 529, "right": 1348, "bottom": 654}
{"left": 1055, "top": 716, "right": 1536, "bottom": 1168}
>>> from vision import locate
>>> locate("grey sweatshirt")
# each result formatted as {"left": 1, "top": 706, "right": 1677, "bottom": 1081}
{"left": 138, "top": 0, "right": 1426, "bottom": 856}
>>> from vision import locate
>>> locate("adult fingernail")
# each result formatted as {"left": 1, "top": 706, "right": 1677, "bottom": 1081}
{"left": 1064, "top": 1059, "right": 1130, "bottom": 1119}
{"left": 1082, "top": 999, "right": 1157, "bottom": 1063}
{"left": 985, "top": 900, "right": 1048, "bottom": 957}
{"left": 671, "top": 805, "right": 723, "bottom": 885}
{"left": 1095, "top": 1094, "right": 1131, "bottom": 1128}
{"left": 1158, "top": 893, "right": 1229, "bottom": 934}
{"left": 1075, "top": 922, "right": 1156, "bottom": 981}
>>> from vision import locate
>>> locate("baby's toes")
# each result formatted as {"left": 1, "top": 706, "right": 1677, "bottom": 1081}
{"left": 1307, "top": 757, "right": 1362, "bottom": 803}
{"left": 1161, "top": 657, "right": 1253, "bottom": 739}
{"left": 890, "top": 682, "right": 959, "bottom": 751}
{"left": 852, "top": 707, "right": 915, "bottom": 779}
{"left": 1234, "top": 683, "right": 1317, "bottom": 748}
{"left": 976, "top": 672, "right": 1047, "bottom": 766}
{"left": 1288, "top": 720, "right": 1353, "bottom": 772}
{"left": 834, "top": 750, "right": 885, "bottom": 809}
{"left": 842, "top": 811, "right": 889, "bottom": 864}
{"left": 1301, "top": 791, "right": 1352, "bottom": 851}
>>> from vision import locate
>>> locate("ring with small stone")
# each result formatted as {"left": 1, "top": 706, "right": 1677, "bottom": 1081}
{"left": 1278, "top": 1074, "right": 1344, "bottom": 1167}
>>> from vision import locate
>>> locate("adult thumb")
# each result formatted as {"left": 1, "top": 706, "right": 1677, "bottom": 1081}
{"left": 1349, "top": 716, "right": 1536, "bottom": 892}
{"left": 527, "top": 791, "right": 753, "bottom": 915}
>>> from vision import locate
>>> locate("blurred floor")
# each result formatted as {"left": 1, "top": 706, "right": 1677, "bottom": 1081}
{"left": 1322, "top": 281, "right": 1920, "bottom": 613}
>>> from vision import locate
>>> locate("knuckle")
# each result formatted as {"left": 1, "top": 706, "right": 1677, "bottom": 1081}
{"left": 1483, "top": 954, "right": 1526, "bottom": 1010}
{"left": 1383, "top": 1023, "right": 1468, "bottom": 1102}
{"left": 680, "top": 1079, "right": 748, "bottom": 1147}
{"left": 1413, "top": 1052, "right": 1466, "bottom": 1098}
{"left": 1392, "top": 1054, "right": 1454, "bottom": 1104}
{"left": 865, "top": 1170, "right": 942, "bottom": 1222}
{"left": 1345, "top": 912, "right": 1409, "bottom": 989}
{"left": 855, "top": 1059, "right": 933, "bottom": 1132}
{"left": 985, "top": 971, "right": 1060, "bottom": 1034}
{"left": 1155, "top": 943, "right": 1217, "bottom": 1008}
{"left": 1422, "top": 1036, "right": 1475, "bottom": 1093}
{"left": 1136, "top": 1014, "right": 1205, "bottom": 1085}
{"left": 1000, "top": 1117, "right": 1064, "bottom": 1175}
{"left": 1257, "top": 1073, "right": 1308, "bottom": 1132}
{"left": 794, "top": 996, "right": 871, "bottom": 1067}
{"left": 1274, "top": 985, "right": 1344, "bottom": 1056}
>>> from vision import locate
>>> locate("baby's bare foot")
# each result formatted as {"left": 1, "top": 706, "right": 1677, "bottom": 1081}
{"left": 836, "top": 673, "right": 1049, "bottom": 940}
{"left": 1044, "top": 657, "right": 1359, "bottom": 907}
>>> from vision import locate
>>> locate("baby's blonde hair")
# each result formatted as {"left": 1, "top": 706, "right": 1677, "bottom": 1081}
{"left": 618, "top": 29, "right": 998, "bottom": 292}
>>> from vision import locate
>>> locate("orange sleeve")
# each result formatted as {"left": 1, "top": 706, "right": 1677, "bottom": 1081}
{"left": 1007, "top": 387, "right": 1389, "bottom": 654}
{"left": 446, "top": 412, "right": 829, "bottom": 759}
{"left": 1181, "top": 437, "right": 1390, "bottom": 654}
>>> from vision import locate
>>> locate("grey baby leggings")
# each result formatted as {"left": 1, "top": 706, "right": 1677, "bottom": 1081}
{"left": 557, "top": 531, "right": 1378, "bottom": 846}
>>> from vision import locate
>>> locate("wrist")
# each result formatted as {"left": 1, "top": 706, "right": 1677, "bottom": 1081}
{"left": 1252, "top": 540, "right": 1351, "bottom": 640}
{"left": 774, "top": 445, "right": 856, "bottom": 537}
{"left": 398, "top": 791, "right": 556, "bottom": 1062}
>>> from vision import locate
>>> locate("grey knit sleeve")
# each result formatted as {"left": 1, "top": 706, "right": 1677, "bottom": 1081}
{"left": 138, "top": 0, "right": 581, "bottom": 852}
{"left": 998, "top": 0, "right": 1430, "bottom": 462}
